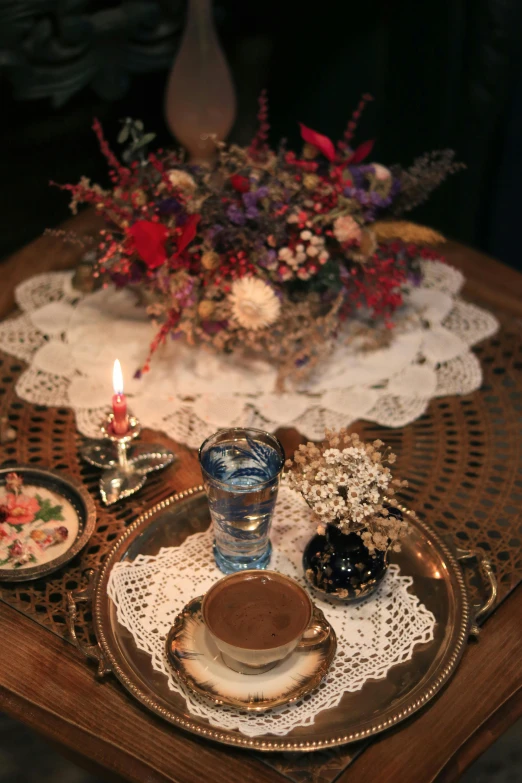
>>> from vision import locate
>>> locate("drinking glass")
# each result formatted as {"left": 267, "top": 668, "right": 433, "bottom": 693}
{"left": 198, "top": 427, "right": 285, "bottom": 574}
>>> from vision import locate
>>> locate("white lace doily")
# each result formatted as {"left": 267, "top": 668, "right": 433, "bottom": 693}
{"left": 0, "top": 260, "right": 498, "bottom": 448}
{"left": 108, "top": 487, "right": 436, "bottom": 737}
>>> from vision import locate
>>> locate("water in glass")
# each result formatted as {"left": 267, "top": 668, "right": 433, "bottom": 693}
{"left": 199, "top": 430, "right": 284, "bottom": 573}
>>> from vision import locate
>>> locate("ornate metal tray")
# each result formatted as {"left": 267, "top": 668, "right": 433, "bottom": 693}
{"left": 68, "top": 486, "right": 496, "bottom": 752}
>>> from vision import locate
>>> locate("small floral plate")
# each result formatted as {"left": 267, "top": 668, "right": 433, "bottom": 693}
{"left": 0, "top": 466, "right": 96, "bottom": 581}
{"left": 166, "top": 595, "right": 337, "bottom": 711}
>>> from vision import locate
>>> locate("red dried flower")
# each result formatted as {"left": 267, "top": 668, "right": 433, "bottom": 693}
{"left": 128, "top": 221, "right": 168, "bottom": 269}
{"left": 230, "top": 175, "right": 250, "bottom": 193}
{"left": 172, "top": 214, "right": 200, "bottom": 261}
{"left": 249, "top": 89, "right": 270, "bottom": 157}
{"left": 346, "top": 139, "right": 375, "bottom": 165}
{"left": 299, "top": 124, "right": 336, "bottom": 162}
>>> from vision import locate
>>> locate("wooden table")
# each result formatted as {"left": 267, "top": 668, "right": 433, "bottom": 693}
{"left": 1, "top": 211, "right": 522, "bottom": 783}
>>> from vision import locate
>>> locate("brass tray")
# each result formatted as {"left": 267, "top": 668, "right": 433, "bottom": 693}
{"left": 68, "top": 486, "right": 496, "bottom": 752}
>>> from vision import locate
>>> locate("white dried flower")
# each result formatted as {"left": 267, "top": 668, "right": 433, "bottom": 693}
{"left": 229, "top": 277, "right": 281, "bottom": 330}
{"left": 333, "top": 215, "right": 362, "bottom": 244}
{"left": 286, "top": 430, "right": 408, "bottom": 552}
{"left": 167, "top": 169, "right": 197, "bottom": 192}
{"left": 309, "top": 485, "right": 323, "bottom": 500}
{"left": 372, "top": 163, "right": 391, "bottom": 181}
{"left": 324, "top": 448, "right": 341, "bottom": 464}
{"left": 278, "top": 247, "right": 292, "bottom": 261}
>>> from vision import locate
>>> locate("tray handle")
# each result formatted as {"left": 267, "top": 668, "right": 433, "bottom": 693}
{"left": 455, "top": 547, "right": 498, "bottom": 637}
{"left": 66, "top": 569, "right": 112, "bottom": 678}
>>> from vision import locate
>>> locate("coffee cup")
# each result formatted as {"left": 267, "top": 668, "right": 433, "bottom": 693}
{"left": 201, "top": 570, "right": 331, "bottom": 674}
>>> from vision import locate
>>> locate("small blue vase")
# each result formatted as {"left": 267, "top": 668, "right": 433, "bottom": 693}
{"left": 303, "top": 523, "right": 388, "bottom": 603}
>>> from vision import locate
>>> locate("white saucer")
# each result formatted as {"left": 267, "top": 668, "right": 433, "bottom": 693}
{"left": 166, "top": 595, "right": 336, "bottom": 711}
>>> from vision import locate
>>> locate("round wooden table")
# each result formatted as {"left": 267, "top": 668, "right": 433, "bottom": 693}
{"left": 0, "top": 211, "right": 521, "bottom": 783}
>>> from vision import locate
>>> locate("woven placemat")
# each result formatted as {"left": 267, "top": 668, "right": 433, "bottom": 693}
{"left": 0, "top": 317, "right": 521, "bottom": 783}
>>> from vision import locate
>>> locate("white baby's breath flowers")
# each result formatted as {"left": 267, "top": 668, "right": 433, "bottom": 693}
{"left": 285, "top": 429, "right": 411, "bottom": 553}
{"left": 229, "top": 277, "right": 281, "bottom": 330}
{"left": 277, "top": 235, "right": 328, "bottom": 275}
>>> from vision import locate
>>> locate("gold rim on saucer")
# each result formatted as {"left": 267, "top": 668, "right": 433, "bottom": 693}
{"left": 165, "top": 594, "right": 337, "bottom": 711}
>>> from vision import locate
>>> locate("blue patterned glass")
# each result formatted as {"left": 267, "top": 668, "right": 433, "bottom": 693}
{"left": 198, "top": 428, "right": 285, "bottom": 574}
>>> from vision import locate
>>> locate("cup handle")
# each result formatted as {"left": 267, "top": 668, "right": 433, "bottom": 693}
{"left": 297, "top": 606, "right": 331, "bottom": 650}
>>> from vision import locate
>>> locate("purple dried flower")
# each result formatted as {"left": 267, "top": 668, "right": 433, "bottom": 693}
{"left": 242, "top": 192, "right": 258, "bottom": 208}
{"left": 227, "top": 204, "right": 246, "bottom": 225}
{"left": 111, "top": 263, "right": 143, "bottom": 287}
{"left": 258, "top": 249, "right": 277, "bottom": 269}
{"left": 369, "top": 191, "right": 384, "bottom": 205}
{"left": 408, "top": 269, "right": 423, "bottom": 287}
{"left": 349, "top": 165, "right": 371, "bottom": 188}
{"left": 207, "top": 225, "right": 223, "bottom": 239}
{"left": 202, "top": 319, "right": 228, "bottom": 334}
{"left": 157, "top": 198, "right": 183, "bottom": 215}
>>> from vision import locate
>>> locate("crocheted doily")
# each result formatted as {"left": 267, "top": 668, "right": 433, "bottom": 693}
{"left": 0, "top": 260, "right": 498, "bottom": 448}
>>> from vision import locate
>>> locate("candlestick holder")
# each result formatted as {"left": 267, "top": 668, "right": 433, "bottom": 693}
{"left": 80, "top": 413, "right": 176, "bottom": 505}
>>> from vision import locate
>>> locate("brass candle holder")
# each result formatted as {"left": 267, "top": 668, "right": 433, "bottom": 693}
{"left": 81, "top": 413, "right": 175, "bottom": 505}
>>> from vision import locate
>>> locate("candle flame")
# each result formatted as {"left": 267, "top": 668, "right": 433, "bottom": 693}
{"left": 113, "top": 359, "right": 124, "bottom": 395}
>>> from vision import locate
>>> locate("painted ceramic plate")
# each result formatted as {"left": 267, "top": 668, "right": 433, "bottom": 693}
{"left": 0, "top": 466, "right": 96, "bottom": 581}
{"left": 166, "top": 595, "right": 337, "bottom": 711}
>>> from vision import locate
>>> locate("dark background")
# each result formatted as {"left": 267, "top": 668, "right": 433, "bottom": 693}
{"left": 1, "top": 0, "right": 522, "bottom": 267}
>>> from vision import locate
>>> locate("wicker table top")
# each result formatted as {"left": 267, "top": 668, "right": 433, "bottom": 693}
{"left": 0, "top": 211, "right": 521, "bottom": 783}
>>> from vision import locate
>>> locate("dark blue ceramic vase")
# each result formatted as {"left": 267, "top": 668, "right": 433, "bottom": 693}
{"left": 303, "top": 523, "right": 388, "bottom": 603}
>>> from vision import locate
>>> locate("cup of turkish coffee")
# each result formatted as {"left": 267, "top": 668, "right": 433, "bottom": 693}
{"left": 201, "top": 570, "right": 331, "bottom": 674}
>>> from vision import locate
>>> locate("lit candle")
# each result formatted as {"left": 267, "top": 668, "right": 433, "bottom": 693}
{"left": 112, "top": 359, "right": 129, "bottom": 435}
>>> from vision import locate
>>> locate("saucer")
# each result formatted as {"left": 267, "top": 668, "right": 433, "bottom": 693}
{"left": 166, "top": 595, "right": 337, "bottom": 711}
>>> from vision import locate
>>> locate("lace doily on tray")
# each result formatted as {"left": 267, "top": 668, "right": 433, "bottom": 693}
{"left": 108, "top": 487, "right": 436, "bottom": 737}
{"left": 0, "top": 260, "right": 498, "bottom": 449}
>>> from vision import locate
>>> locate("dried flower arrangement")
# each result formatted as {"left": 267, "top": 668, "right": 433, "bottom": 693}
{"left": 285, "top": 430, "right": 411, "bottom": 553}
{"left": 53, "top": 94, "right": 462, "bottom": 385}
